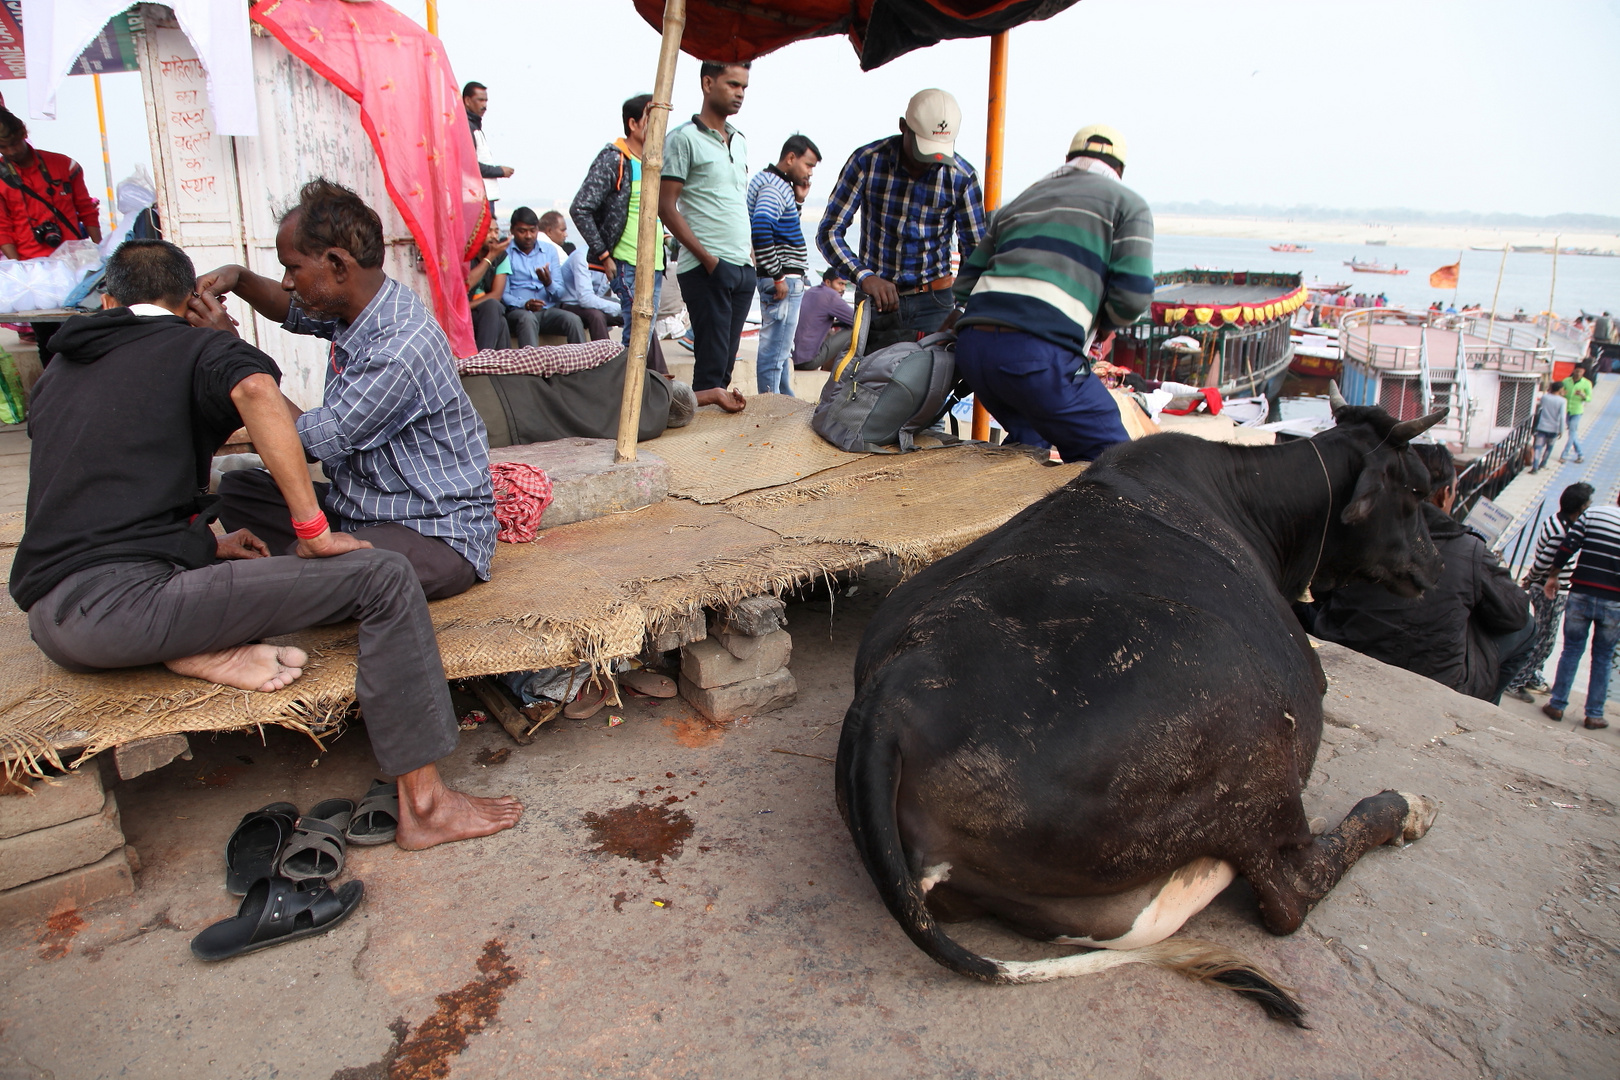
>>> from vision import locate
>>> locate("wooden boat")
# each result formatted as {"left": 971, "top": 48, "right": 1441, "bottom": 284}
{"left": 1269, "top": 243, "right": 1313, "bottom": 253}
{"left": 1289, "top": 342, "right": 1342, "bottom": 379}
{"left": 1344, "top": 259, "right": 1409, "bottom": 275}
{"left": 1307, "top": 281, "right": 1350, "bottom": 294}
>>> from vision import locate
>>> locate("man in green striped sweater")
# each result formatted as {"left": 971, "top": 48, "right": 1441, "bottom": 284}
{"left": 947, "top": 124, "right": 1154, "bottom": 461}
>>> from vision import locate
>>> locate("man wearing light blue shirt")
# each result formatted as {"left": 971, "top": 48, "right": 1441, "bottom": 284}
{"left": 497, "top": 207, "right": 584, "bottom": 345}
{"left": 558, "top": 243, "right": 624, "bottom": 342}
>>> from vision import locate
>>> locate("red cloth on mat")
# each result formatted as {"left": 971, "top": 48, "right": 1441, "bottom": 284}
{"left": 490, "top": 462, "right": 553, "bottom": 543}
{"left": 251, "top": 0, "right": 489, "bottom": 357}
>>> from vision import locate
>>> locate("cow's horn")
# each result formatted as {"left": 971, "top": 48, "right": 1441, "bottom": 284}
{"left": 1389, "top": 408, "right": 1449, "bottom": 443}
{"left": 1327, "top": 381, "right": 1348, "bottom": 411}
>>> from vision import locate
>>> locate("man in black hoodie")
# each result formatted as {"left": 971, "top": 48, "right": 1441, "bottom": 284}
{"left": 12, "top": 239, "right": 521, "bottom": 850}
{"left": 1312, "top": 444, "right": 1535, "bottom": 704}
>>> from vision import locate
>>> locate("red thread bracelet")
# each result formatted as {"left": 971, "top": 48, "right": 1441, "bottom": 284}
{"left": 291, "top": 511, "right": 329, "bottom": 539}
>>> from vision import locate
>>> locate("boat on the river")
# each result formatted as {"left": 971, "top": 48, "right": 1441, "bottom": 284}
{"left": 1269, "top": 243, "right": 1313, "bottom": 253}
{"left": 1113, "top": 269, "right": 1306, "bottom": 402}
{"left": 1345, "top": 259, "right": 1409, "bottom": 275}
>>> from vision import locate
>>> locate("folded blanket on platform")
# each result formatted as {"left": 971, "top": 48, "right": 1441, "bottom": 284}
{"left": 457, "top": 339, "right": 622, "bottom": 377}
{"left": 490, "top": 462, "right": 553, "bottom": 543}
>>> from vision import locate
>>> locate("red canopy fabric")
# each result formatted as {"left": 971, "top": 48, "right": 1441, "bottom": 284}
{"left": 251, "top": 0, "right": 490, "bottom": 357}
{"left": 632, "top": 0, "right": 1082, "bottom": 69}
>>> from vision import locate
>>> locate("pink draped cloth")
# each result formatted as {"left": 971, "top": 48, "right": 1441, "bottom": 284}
{"left": 252, "top": 0, "right": 489, "bottom": 356}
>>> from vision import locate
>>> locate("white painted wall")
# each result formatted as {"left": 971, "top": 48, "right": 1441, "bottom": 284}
{"left": 137, "top": 7, "right": 434, "bottom": 408}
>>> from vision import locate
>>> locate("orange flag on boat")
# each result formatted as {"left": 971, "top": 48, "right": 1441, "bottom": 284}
{"left": 1429, "top": 261, "right": 1460, "bottom": 289}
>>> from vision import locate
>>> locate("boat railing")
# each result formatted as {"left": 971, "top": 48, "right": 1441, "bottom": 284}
{"left": 1340, "top": 308, "right": 1551, "bottom": 374}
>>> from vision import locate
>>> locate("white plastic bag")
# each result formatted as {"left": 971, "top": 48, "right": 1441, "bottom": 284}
{"left": 0, "top": 242, "right": 98, "bottom": 313}
{"left": 99, "top": 165, "right": 159, "bottom": 259}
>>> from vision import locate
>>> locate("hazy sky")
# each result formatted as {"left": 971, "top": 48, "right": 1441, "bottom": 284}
{"left": 7, "top": 0, "right": 1619, "bottom": 226}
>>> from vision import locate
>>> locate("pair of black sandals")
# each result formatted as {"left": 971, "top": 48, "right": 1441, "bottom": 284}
{"left": 190, "top": 781, "right": 399, "bottom": 961}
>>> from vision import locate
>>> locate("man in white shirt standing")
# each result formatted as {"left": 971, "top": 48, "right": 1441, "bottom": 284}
{"left": 463, "top": 81, "right": 513, "bottom": 213}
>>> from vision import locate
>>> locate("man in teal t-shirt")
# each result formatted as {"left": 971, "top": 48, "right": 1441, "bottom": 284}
{"left": 1561, "top": 363, "right": 1593, "bottom": 464}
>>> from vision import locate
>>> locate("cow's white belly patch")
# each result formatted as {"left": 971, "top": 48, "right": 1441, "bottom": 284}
{"left": 1052, "top": 857, "right": 1236, "bottom": 950}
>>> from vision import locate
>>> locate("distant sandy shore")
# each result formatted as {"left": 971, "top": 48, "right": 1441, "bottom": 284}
{"left": 1156, "top": 214, "right": 1620, "bottom": 254}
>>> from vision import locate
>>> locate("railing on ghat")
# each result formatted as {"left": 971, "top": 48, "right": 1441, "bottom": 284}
{"left": 1451, "top": 414, "right": 1534, "bottom": 523}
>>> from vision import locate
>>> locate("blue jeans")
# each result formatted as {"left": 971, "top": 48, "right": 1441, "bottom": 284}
{"left": 1549, "top": 591, "right": 1620, "bottom": 718}
{"left": 610, "top": 260, "right": 664, "bottom": 356}
{"left": 954, "top": 327, "right": 1130, "bottom": 462}
{"left": 1561, "top": 412, "right": 1584, "bottom": 461}
{"left": 756, "top": 275, "right": 804, "bottom": 395}
{"left": 1532, "top": 430, "right": 1557, "bottom": 470}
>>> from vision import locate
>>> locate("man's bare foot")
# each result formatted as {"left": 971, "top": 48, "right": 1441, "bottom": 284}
{"left": 394, "top": 763, "right": 522, "bottom": 851}
{"left": 165, "top": 644, "right": 308, "bottom": 692}
{"left": 695, "top": 386, "right": 746, "bottom": 413}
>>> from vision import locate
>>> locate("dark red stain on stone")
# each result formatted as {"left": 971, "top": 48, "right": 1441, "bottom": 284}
{"left": 37, "top": 909, "right": 85, "bottom": 960}
{"left": 583, "top": 802, "right": 694, "bottom": 865}
{"left": 383, "top": 939, "right": 521, "bottom": 1080}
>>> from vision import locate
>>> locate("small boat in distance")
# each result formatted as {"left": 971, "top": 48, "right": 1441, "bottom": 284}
{"left": 1365, "top": 239, "right": 1388, "bottom": 246}
{"left": 1344, "top": 259, "right": 1409, "bottom": 275}
{"left": 1270, "top": 243, "right": 1313, "bottom": 253}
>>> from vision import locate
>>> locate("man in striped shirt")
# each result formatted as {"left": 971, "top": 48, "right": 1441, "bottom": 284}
{"left": 1503, "top": 481, "right": 1592, "bottom": 701}
{"left": 946, "top": 124, "right": 1154, "bottom": 462}
{"left": 816, "top": 89, "right": 986, "bottom": 338}
{"left": 200, "top": 180, "right": 496, "bottom": 600}
{"left": 1543, "top": 492, "right": 1620, "bottom": 727}
{"left": 747, "top": 135, "right": 819, "bottom": 396}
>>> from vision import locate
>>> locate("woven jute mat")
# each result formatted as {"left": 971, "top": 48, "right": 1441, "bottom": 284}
{"left": 0, "top": 416, "right": 1089, "bottom": 776}
{"left": 649, "top": 393, "right": 870, "bottom": 503}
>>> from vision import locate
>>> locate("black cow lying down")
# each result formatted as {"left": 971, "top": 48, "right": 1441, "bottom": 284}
{"left": 836, "top": 400, "right": 1449, "bottom": 1025}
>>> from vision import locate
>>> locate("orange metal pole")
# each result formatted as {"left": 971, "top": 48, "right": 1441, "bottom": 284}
{"left": 970, "top": 31, "right": 1009, "bottom": 443}
{"left": 93, "top": 74, "right": 115, "bottom": 231}
{"left": 424, "top": 0, "right": 438, "bottom": 36}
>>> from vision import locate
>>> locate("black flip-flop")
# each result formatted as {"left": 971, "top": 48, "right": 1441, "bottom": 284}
{"left": 224, "top": 802, "right": 299, "bottom": 896}
{"left": 276, "top": 798, "right": 356, "bottom": 885}
{"left": 191, "top": 876, "right": 364, "bottom": 961}
{"left": 345, "top": 780, "right": 399, "bottom": 847}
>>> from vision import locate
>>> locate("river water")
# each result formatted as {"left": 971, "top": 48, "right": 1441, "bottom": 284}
{"left": 1155, "top": 234, "right": 1620, "bottom": 317}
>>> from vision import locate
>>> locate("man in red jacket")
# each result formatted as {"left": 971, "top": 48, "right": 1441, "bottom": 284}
{"left": 0, "top": 106, "right": 100, "bottom": 260}
{"left": 0, "top": 106, "right": 102, "bottom": 357}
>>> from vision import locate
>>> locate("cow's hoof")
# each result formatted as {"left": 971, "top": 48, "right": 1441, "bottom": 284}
{"left": 1392, "top": 792, "right": 1440, "bottom": 843}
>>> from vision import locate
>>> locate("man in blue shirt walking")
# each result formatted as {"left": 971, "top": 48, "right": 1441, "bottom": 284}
{"left": 498, "top": 207, "right": 585, "bottom": 346}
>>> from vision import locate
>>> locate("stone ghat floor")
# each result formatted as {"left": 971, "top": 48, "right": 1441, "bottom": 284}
{"left": 0, "top": 565, "right": 1615, "bottom": 1080}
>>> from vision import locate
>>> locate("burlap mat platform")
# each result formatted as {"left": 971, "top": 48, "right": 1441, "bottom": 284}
{"left": 650, "top": 393, "right": 869, "bottom": 503}
{"left": 0, "top": 414, "right": 1084, "bottom": 775}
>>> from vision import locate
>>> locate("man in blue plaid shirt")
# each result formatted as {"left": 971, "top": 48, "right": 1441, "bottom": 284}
{"left": 200, "top": 179, "right": 496, "bottom": 601}
{"left": 816, "top": 88, "right": 987, "bottom": 337}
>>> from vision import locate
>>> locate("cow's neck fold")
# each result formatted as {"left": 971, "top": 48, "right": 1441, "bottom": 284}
{"left": 1220, "top": 437, "right": 1351, "bottom": 601}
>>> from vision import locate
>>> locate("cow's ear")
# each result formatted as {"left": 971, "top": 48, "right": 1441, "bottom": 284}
{"left": 1341, "top": 464, "right": 1386, "bottom": 525}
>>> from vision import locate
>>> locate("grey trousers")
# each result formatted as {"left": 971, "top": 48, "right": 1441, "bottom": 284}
{"left": 506, "top": 305, "right": 585, "bottom": 346}
{"left": 28, "top": 554, "right": 459, "bottom": 776}
{"left": 217, "top": 469, "right": 478, "bottom": 601}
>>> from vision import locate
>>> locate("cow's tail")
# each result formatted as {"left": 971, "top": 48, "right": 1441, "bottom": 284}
{"left": 841, "top": 700, "right": 1308, "bottom": 1028}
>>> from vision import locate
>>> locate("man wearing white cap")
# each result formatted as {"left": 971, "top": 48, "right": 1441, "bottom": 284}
{"left": 946, "top": 124, "right": 1154, "bottom": 462}
{"left": 816, "top": 89, "right": 986, "bottom": 338}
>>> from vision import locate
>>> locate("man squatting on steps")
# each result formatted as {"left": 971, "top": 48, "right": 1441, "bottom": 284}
{"left": 8, "top": 238, "right": 521, "bottom": 850}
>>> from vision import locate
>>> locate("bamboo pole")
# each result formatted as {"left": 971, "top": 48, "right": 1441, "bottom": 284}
{"left": 1484, "top": 244, "right": 1508, "bottom": 350}
{"left": 424, "top": 0, "right": 438, "bottom": 36}
{"left": 614, "top": 0, "right": 685, "bottom": 463}
{"left": 92, "top": 73, "right": 115, "bottom": 231}
{"left": 1543, "top": 235, "right": 1560, "bottom": 349}
{"left": 969, "top": 30, "right": 1009, "bottom": 444}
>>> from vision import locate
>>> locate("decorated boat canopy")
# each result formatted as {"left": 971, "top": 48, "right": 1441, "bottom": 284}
{"left": 1149, "top": 270, "right": 1306, "bottom": 329}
